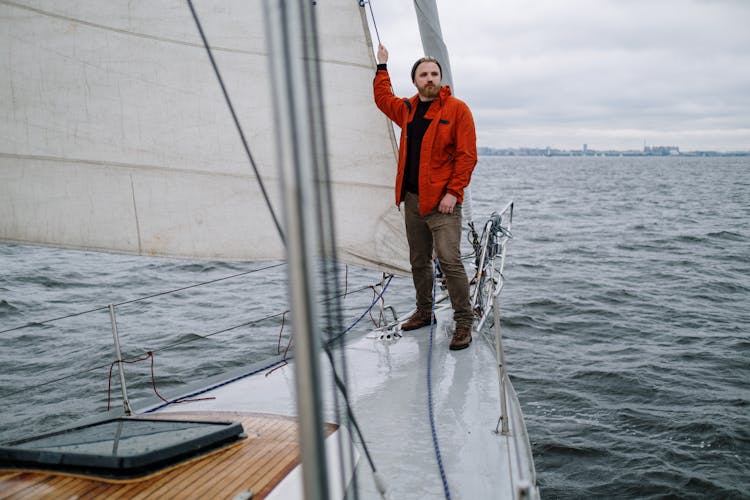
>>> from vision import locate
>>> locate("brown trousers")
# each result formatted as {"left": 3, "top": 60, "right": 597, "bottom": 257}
{"left": 404, "top": 192, "right": 473, "bottom": 328}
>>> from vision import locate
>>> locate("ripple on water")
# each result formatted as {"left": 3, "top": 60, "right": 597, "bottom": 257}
{"left": 3, "top": 157, "right": 750, "bottom": 497}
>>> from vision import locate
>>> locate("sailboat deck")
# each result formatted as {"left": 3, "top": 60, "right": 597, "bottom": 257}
{"left": 147, "top": 306, "right": 535, "bottom": 499}
{"left": 0, "top": 412, "right": 335, "bottom": 500}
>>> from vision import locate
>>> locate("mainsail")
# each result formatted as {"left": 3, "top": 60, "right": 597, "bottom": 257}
{"left": 0, "top": 0, "right": 409, "bottom": 274}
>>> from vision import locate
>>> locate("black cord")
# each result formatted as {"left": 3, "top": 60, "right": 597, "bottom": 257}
{"left": 361, "top": 0, "right": 382, "bottom": 45}
{"left": 185, "top": 0, "right": 285, "bottom": 245}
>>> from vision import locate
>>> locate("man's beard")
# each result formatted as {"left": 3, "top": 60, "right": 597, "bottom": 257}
{"left": 418, "top": 83, "right": 440, "bottom": 99}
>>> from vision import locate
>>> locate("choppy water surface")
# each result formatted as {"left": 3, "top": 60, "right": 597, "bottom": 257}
{"left": 1, "top": 156, "right": 748, "bottom": 498}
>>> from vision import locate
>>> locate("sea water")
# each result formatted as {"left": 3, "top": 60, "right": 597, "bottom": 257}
{"left": 1, "top": 156, "right": 748, "bottom": 498}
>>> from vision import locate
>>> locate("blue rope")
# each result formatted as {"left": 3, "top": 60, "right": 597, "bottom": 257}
{"left": 326, "top": 274, "right": 393, "bottom": 346}
{"left": 427, "top": 262, "right": 452, "bottom": 499}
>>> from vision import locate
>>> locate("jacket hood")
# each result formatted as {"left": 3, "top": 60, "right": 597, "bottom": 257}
{"left": 438, "top": 84, "right": 452, "bottom": 100}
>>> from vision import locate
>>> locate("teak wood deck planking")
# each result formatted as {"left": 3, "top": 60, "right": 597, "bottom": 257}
{"left": 0, "top": 411, "right": 337, "bottom": 499}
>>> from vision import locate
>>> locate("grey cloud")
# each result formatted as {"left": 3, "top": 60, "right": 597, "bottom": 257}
{"left": 371, "top": 0, "right": 750, "bottom": 150}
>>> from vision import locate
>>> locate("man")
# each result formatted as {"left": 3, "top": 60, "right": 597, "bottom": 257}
{"left": 373, "top": 44, "right": 477, "bottom": 350}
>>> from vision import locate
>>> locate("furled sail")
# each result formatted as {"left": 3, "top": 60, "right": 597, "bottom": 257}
{"left": 414, "top": 0, "right": 454, "bottom": 89}
{"left": 0, "top": 0, "right": 409, "bottom": 274}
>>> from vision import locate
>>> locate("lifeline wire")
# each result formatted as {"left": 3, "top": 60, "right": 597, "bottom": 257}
{"left": 428, "top": 262, "right": 452, "bottom": 499}
{"left": 0, "top": 263, "right": 286, "bottom": 336}
{"left": 1, "top": 307, "right": 286, "bottom": 400}
{"left": 3, "top": 362, "right": 110, "bottom": 399}
{"left": 3, "top": 277, "right": 377, "bottom": 395}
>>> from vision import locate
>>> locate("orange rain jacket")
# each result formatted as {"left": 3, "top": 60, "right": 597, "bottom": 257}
{"left": 374, "top": 68, "right": 477, "bottom": 215}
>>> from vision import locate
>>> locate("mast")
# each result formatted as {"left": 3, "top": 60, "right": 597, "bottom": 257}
{"left": 263, "top": 2, "right": 330, "bottom": 499}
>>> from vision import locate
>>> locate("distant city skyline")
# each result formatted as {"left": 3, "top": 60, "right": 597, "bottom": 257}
{"left": 369, "top": 1, "right": 750, "bottom": 152}
{"left": 477, "top": 145, "right": 749, "bottom": 157}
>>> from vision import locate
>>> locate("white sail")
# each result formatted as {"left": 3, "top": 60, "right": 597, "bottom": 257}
{"left": 0, "top": 0, "right": 409, "bottom": 274}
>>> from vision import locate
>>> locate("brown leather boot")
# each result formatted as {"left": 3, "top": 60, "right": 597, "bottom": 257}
{"left": 401, "top": 309, "right": 434, "bottom": 331}
{"left": 449, "top": 324, "right": 472, "bottom": 350}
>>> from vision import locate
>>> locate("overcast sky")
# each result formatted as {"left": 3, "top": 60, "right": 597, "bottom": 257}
{"left": 367, "top": 0, "right": 750, "bottom": 151}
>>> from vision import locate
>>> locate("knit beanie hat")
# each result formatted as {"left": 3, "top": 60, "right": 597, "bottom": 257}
{"left": 410, "top": 56, "right": 442, "bottom": 82}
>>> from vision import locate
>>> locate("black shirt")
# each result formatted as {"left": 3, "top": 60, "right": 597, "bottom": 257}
{"left": 405, "top": 99, "right": 432, "bottom": 194}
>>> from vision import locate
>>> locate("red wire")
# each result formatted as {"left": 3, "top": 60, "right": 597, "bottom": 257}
{"left": 106, "top": 351, "right": 214, "bottom": 411}
{"left": 267, "top": 314, "right": 294, "bottom": 377}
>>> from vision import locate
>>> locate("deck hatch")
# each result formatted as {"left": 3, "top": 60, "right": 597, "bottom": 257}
{"left": 0, "top": 417, "right": 244, "bottom": 478}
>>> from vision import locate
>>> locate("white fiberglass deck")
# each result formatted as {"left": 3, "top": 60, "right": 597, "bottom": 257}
{"left": 156, "top": 308, "right": 535, "bottom": 500}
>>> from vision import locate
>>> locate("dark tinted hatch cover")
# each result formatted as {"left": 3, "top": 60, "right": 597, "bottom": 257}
{"left": 0, "top": 418, "right": 244, "bottom": 478}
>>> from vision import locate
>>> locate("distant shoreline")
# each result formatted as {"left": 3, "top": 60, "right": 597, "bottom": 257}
{"left": 478, "top": 147, "right": 750, "bottom": 157}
